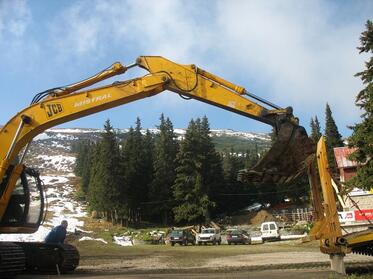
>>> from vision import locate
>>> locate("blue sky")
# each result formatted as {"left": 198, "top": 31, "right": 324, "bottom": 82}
{"left": 0, "top": 0, "right": 371, "bottom": 136}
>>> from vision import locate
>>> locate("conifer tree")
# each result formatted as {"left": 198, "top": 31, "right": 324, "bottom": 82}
{"left": 325, "top": 103, "right": 344, "bottom": 148}
{"left": 348, "top": 20, "right": 373, "bottom": 190}
{"left": 74, "top": 140, "right": 94, "bottom": 197}
{"left": 88, "top": 120, "right": 121, "bottom": 221}
{"left": 310, "top": 116, "right": 322, "bottom": 143}
{"left": 173, "top": 117, "right": 223, "bottom": 223}
{"left": 79, "top": 141, "right": 94, "bottom": 196}
{"left": 87, "top": 143, "right": 103, "bottom": 211}
{"left": 120, "top": 118, "right": 154, "bottom": 224}
{"left": 324, "top": 103, "right": 344, "bottom": 173}
{"left": 74, "top": 140, "right": 90, "bottom": 176}
{"left": 150, "top": 114, "right": 178, "bottom": 224}
{"left": 200, "top": 116, "right": 225, "bottom": 219}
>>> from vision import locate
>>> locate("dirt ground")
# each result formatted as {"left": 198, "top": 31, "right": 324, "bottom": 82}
{"left": 32, "top": 240, "right": 372, "bottom": 278}
{"left": 18, "top": 269, "right": 344, "bottom": 279}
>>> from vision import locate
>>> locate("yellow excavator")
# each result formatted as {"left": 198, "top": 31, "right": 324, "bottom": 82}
{"left": 0, "top": 55, "right": 347, "bottom": 276}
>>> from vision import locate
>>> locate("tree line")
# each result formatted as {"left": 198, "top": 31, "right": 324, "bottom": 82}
{"left": 74, "top": 114, "right": 306, "bottom": 226}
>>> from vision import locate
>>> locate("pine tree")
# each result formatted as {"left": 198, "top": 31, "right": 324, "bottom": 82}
{"left": 173, "top": 119, "right": 202, "bottom": 223}
{"left": 120, "top": 118, "right": 154, "bottom": 224}
{"left": 173, "top": 117, "right": 224, "bottom": 223}
{"left": 200, "top": 116, "right": 225, "bottom": 219}
{"left": 324, "top": 103, "right": 344, "bottom": 173}
{"left": 74, "top": 140, "right": 89, "bottom": 176}
{"left": 310, "top": 116, "right": 322, "bottom": 143}
{"left": 74, "top": 140, "right": 94, "bottom": 197}
{"left": 325, "top": 103, "right": 344, "bottom": 148}
{"left": 87, "top": 143, "right": 103, "bottom": 211}
{"left": 79, "top": 141, "right": 94, "bottom": 196}
{"left": 150, "top": 114, "right": 178, "bottom": 224}
{"left": 348, "top": 20, "right": 373, "bottom": 190}
{"left": 88, "top": 120, "right": 121, "bottom": 222}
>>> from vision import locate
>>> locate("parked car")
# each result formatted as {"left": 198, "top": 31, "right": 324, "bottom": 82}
{"left": 169, "top": 229, "right": 196, "bottom": 246}
{"left": 196, "top": 228, "right": 221, "bottom": 245}
{"left": 260, "top": 221, "right": 280, "bottom": 241}
{"left": 242, "top": 202, "right": 271, "bottom": 213}
{"left": 226, "top": 229, "right": 251, "bottom": 245}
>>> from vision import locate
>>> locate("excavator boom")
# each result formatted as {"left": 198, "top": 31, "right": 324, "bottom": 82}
{"left": 0, "top": 55, "right": 314, "bottom": 275}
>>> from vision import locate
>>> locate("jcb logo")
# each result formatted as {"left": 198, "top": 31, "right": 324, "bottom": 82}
{"left": 45, "top": 103, "right": 63, "bottom": 118}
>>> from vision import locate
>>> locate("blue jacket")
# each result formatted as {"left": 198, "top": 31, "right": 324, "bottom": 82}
{"left": 45, "top": 225, "right": 67, "bottom": 244}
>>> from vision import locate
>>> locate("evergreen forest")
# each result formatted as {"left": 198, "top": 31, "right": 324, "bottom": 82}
{"left": 74, "top": 114, "right": 310, "bottom": 226}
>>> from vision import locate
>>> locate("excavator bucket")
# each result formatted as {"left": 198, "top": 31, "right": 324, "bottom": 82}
{"left": 238, "top": 121, "right": 315, "bottom": 185}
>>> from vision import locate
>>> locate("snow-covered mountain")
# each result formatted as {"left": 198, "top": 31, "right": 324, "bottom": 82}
{"left": 32, "top": 127, "right": 270, "bottom": 153}
{"left": 34, "top": 127, "right": 270, "bottom": 142}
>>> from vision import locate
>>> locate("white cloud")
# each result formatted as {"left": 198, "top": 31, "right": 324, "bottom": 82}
{"left": 2, "top": 0, "right": 368, "bottom": 134}
{"left": 212, "top": 0, "right": 367, "bottom": 130}
{"left": 0, "top": 0, "right": 31, "bottom": 39}
{"left": 48, "top": 0, "right": 213, "bottom": 63}
{"left": 48, "top": 2, "right": 102, "bottom": 57}
{"left": 47, "top": 0, "right": 370, "bottom": 132}
{"left": 0, "top": 0, "right": 41, "bottom": 73}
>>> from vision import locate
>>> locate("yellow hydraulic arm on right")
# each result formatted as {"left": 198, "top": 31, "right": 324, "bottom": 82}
{"left": 308, "top": 137, "right": 373, "bottom": 274}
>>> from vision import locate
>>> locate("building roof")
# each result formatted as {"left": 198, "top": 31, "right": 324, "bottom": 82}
{"left": 333, "top": 146, "right": 358, "bottom": 169}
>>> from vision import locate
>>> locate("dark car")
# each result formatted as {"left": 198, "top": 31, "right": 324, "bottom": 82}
{"left": 169, "top": 229, "right": 196, "bottom": 246}
{"left": 226, "top": 229, "right": 251, "bottom": 245}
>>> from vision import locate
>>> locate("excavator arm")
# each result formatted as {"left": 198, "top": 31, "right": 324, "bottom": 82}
{"left": 0, "top": 56, "right": 314, "bottom": 224}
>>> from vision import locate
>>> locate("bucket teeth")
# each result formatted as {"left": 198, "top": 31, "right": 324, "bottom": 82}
{"left": 352, "top": 244, "right": 373, "bottom": 257}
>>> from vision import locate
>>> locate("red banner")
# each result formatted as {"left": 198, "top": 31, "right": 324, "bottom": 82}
{"left": 354, "top": 209, "right": 373, "bottom": 221}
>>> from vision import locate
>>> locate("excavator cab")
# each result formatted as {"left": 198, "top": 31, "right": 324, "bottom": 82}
{"left": 0, "top": 166, "right": 44, "bottom": 233}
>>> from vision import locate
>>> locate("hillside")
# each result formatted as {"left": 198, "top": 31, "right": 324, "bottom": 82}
{"left": 32, "top": 127, "right": 271, "bottom": 153}
{"left": 0, "top": 127, "right": 270, "bottom": 242}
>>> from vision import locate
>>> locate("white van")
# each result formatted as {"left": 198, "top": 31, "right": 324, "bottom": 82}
{"left": 260, "top": 222, "right": 280, "bottom": 241}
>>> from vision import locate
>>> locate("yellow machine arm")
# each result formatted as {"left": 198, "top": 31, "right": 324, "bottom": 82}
{"left": 307, "top": 137, "right": 373, "bottom": 274}
{"left": 0, "top": 56, "right": 313, "bottom": 224}
{"left": 308, "top": 137, "right": 345, "bottom": 253}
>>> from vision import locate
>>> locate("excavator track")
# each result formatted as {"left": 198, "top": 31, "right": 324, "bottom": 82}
{"left": 16, "top": 242, "right": 79, "bottom": 274}
{"left": 351, "top": 241, "right": 373, "bottom": 257}
{"left": 0, "top": 242, "right": 26, "bottom": 278}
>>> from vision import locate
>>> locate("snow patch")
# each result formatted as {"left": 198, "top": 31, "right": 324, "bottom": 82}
{"left": 113, "top": 236, "right": 133, "bottom": 246}
{"left": 47, "top": 128, "right": 102, "bottom": 134}
{"left": 34, "top": 133, "right": 51, "bottom": 141}
{"left": 79, "top": 236, "right": 108, "bottom": 244}
{"left": 37, "top": 155, "right": 76, "bottom": 172}
{"left": 41, "top": 175, "right": 69, "bottom": 185}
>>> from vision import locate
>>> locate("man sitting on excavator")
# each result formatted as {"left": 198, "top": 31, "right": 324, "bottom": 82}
{"left": 45, "top": 220, "right": 68, "bottom": 244}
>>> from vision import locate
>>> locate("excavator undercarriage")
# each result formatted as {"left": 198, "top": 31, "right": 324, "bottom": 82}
{"left": 0, "top": 242, "right": 79, "bottom": 276}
